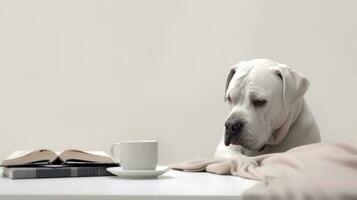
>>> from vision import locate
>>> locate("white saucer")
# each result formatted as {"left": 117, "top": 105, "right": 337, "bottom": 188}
{"left": 107, "top": 166, "right": 170, "bottom": 179}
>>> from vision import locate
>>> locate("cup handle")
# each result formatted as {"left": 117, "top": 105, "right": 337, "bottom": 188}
{"left": 110, "top": 143, "right": 120, "bottom": 164}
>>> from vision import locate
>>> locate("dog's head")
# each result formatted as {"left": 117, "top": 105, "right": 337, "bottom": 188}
{"left": 224, "top": 59, "right": 309, "bottom": 151}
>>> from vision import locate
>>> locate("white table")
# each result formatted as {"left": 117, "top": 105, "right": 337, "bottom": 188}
{"left": 0, "top": 169, "right": 258, "bottom": 200}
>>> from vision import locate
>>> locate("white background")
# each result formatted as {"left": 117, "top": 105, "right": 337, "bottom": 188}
{"left": 0, "top": 0, "right": 356, "bottom": 164}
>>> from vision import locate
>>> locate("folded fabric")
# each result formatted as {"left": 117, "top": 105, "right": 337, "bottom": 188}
{"left": 171, "top": 140, "right": 357, "bottom": 200}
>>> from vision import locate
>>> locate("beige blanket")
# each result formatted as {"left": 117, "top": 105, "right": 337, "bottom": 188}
{"left": 171, "top": 141, "right": 357, "bottom": 200}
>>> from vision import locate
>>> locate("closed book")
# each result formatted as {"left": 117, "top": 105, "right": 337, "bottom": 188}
{"left": 2, "top": 165, "right": 115, "bottom": 179}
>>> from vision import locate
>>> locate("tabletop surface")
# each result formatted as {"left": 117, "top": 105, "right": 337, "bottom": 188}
{"left": 0, "top": 168, "right": 258, "bottom": 200}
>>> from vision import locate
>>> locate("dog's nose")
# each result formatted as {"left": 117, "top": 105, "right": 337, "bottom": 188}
{"left": 225, "top": 120, "right": 243, "bottom": 134}
{"left": 224, "top": 120, "right": 244, "bottom": 146}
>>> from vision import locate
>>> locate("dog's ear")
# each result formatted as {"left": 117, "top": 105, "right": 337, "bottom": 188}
{"left": 224, "top": 65, "right": 237, "bottom": 101}
{"left": 271, "top": 64, "right": 310, "bottom": 107}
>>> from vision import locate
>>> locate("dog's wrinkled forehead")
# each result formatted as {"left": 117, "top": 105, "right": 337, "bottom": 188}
{"left": 226, "top": 59, "right": 281, "bottom": 99}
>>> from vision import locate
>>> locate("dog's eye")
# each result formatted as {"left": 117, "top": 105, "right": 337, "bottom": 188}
{"left": 253, "top": 99, "right": 267, "bottom": 107}
{"left": 226, "top": 96, "right": 233, "bottom": 103}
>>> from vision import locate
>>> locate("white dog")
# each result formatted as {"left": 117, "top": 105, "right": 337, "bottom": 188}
{"left": 215, "top": 59, "right": 321, "bottom": 158}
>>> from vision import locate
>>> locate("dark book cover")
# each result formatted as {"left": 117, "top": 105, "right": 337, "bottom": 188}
{"left": 2, "top": 164, "right": 118, "bottom": 179}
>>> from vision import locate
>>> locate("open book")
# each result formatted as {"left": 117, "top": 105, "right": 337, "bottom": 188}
{"left": 1, "top": 149, "right": 116, "bottom": 167}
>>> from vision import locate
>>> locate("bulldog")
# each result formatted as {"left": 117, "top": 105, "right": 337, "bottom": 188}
{"left": 215, "top": 59, "right": 321, "bottom": 158}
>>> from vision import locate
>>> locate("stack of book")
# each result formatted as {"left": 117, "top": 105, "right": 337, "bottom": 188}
{"left": 1, "top": 149, "right": 119, "bottom": 179}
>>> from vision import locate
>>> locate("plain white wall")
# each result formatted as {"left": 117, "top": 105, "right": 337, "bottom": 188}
{"left": 1, "top": 0, "right": 357, "bottom": 164}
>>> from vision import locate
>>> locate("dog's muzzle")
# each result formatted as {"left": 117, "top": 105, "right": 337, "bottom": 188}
{"left": 224, "top": 119, "right": 244, "bottom": 146}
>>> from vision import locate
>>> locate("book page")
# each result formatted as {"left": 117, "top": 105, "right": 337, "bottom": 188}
{"left": 1, "top": 149, "right": 58, "bottom": 166}
{"left": 58, "top": 149, "right": 114, "bottom": 164}
{"left": 56, "top": 151, "right": 109, "bottom": 157}
{"left": 83, "top": 151, "right": 110, "bottom": 157}
{"left": 5, "top": 151, "right": 32, "bottom": 160}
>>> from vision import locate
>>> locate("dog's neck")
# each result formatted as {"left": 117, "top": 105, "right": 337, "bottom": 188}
{"left": 242, "top": 98, "right": 321, "bottom": 156}
{"left": 265, "top": 99, "right": 320, "bottom": 153}
{"left": 284, "top": 99, "right": 321, "bottom": 143}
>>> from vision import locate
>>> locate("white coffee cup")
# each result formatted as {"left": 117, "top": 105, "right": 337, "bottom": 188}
{"left": 110, "top": 140, "right": 158, "bottom": 170}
